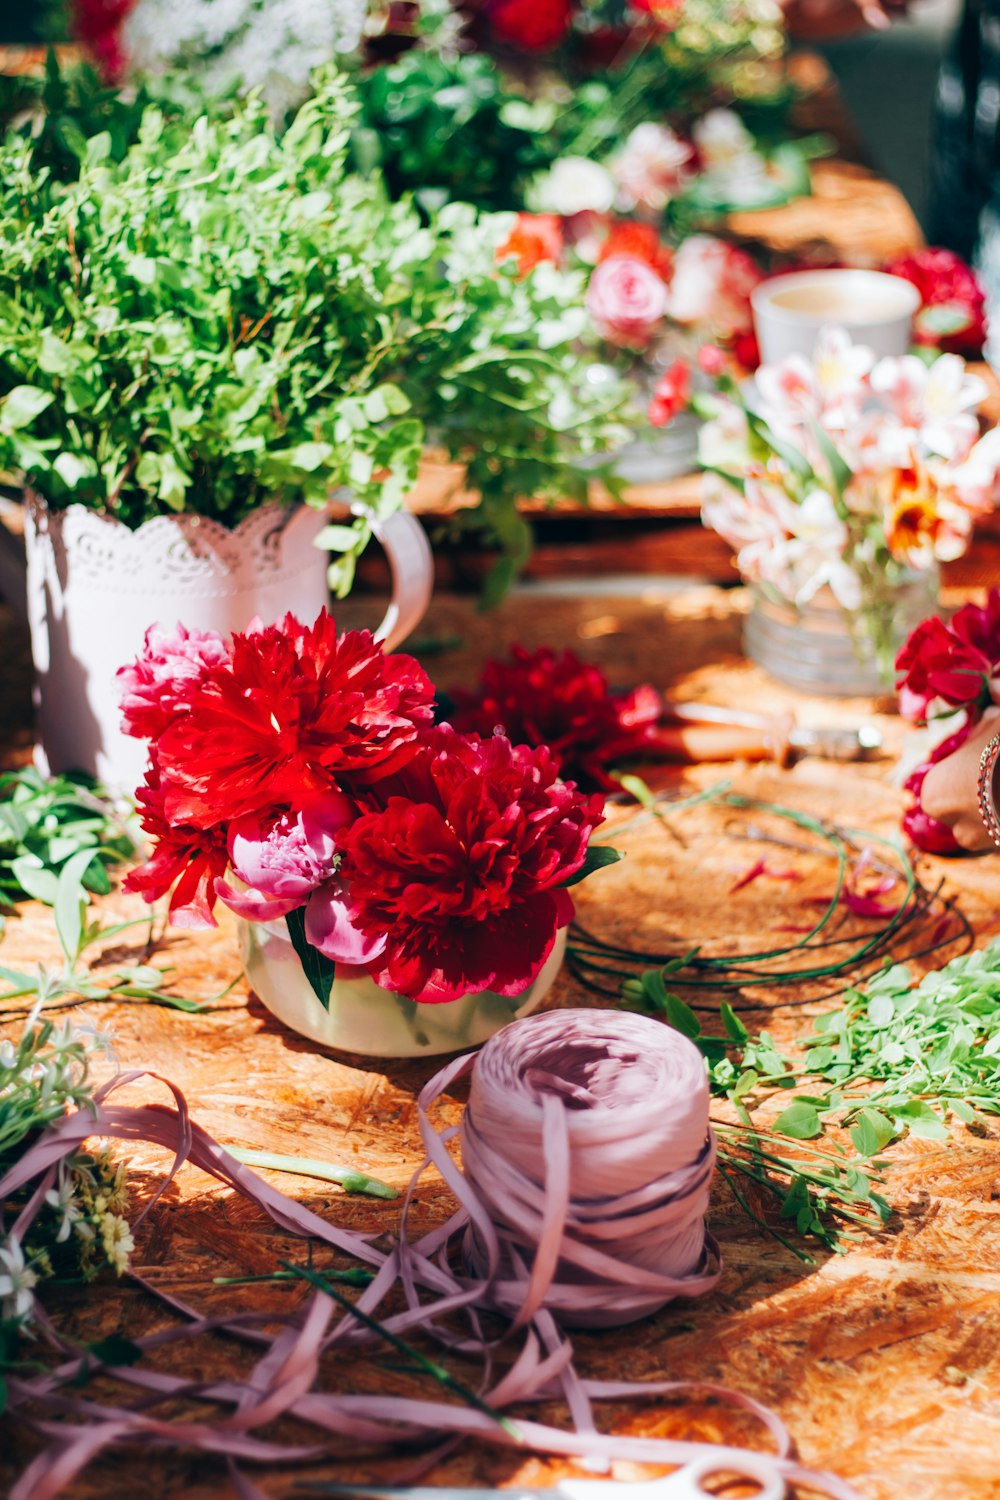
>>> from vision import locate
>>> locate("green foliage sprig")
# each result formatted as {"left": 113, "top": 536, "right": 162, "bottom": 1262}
{"left": 0, "top": 69, "right": 624, "bottom": 593}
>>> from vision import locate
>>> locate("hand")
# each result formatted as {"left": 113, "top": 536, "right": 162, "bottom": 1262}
{"left": 919, "top": 707, "right": 1000, "bottom": 854}
{"left": 779, "top": 0, "right": 900, "bottom": 39}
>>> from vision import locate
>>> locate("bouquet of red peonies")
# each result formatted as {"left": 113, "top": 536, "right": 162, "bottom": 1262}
{"left": 118, "top": 613, "right": 613, "bottom": 1006}
{"left": 895, "top": 590, "right": 1000, "bottom": 853}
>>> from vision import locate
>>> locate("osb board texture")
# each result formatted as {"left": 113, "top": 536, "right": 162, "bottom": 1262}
{"left": 3, "top": 587, "right": 1000, "bottom": 1500}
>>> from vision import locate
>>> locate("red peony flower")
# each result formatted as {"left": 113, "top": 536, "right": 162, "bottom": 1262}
{"left": 118, "top": 622, "right": 229, "bottom": 741}
{"left": 598, "top": 220, "right": 673, "bottom": 282}
{"left": 884, "top": 247, "right": 988, "bottom": 357}
{"left": 152, "top": 612, "right": 435, "bottom": 829}
{"left": 901, "top": 722, "right": 973, "bottom": 855}
{"left": 448, "top": 643, "right": 662, "bottom": 790}
{"left": 496, "top": 214, "right": 565, "bottom": 276}
{"left": 124, "top": 766, "right": 229, "bottom": 928}
{"left": 648, "top": 358, "right": 691, "bottom": 428}
{"left": 895, "top": 611, "right": 995, "bottom": 723}
{"left": 489, "top": 0, "right": 573, "bottom": 52}
{"left": 309, "top": 728, "right": 604, "bottom": 1004}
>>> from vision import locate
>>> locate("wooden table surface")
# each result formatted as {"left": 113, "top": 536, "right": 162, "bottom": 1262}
{"left": 2, "top": 586, "right": 1000, "bottom": 1500}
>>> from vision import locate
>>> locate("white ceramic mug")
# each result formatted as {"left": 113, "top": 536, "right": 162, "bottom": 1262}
{"left": 751, "top": 268, "right": 921, "bottom": 364}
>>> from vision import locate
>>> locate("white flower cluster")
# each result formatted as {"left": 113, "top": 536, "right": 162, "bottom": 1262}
{"left": 122, "top": 0, "right": 368, "bottom": 118}
{"left": 0, "top": 1015, "right": 132, "bottom": 1330}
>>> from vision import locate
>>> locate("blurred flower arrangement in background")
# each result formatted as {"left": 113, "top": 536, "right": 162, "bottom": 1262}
{"left": 698, "top": 328, "right": 999, "bottom": 676}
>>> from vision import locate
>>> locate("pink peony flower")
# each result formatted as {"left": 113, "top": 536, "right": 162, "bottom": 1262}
{"left": 586, "top": 255, "right": 669, "bottom": 348}
{"left": 118, "top": 622, "right": 229, "bottom": 741}
{"left": 309, "top": 727, "right": 605, "bottom": 1004}
{"left": 215, "top": 796, "right": 356, "bottom": 922}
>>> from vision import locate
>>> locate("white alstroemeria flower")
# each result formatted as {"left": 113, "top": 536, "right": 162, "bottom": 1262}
{"left": 693, "top": 108, "right": 757, "bottom": 173}
{"left": 952, "top": 425, "right": 1000, "bottom": 514}
{"left": 756, "top": 326, "right": 874, "bottom": 441}
{"left": 870, "top": 352, "right": 986, "bottom": 461}
{"left": 0, "top": 1237, "right": 39, "bottom": 1323}
{"left": 776, "top": 489, "right": 862, "bottom": 611}
{"left": 530, "top": 158, "right": 616, "bottom": 217}
{"left": 610, "top": 123, "right": 693, "bottom": 213}
{"left": 702, "top": 474, "right": 799, "bottom": 588}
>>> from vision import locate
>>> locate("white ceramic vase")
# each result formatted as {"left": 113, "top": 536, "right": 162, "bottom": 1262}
{"left": 23, "top": 497, "right": 433, "bottom": 792}
{"left": 239, "top": 918, "right": 567, "bottom": 1058}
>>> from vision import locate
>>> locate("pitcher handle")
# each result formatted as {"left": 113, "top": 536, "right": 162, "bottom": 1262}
{"left": 371, "top": 510, "right": 434, "bottom": 653}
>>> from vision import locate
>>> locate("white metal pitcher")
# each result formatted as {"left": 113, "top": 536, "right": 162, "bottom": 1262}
{"left": 23, "top": 495, "right": 433, "bottom": 793}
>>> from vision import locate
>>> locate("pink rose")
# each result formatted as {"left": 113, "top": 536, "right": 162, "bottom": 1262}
{"left": 586, "top": 255, "right": 669, "bottom": 347}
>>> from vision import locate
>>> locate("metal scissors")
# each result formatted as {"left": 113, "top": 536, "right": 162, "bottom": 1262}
{"left": 298, "top": 1452, "right": 786, "bottom": 1500}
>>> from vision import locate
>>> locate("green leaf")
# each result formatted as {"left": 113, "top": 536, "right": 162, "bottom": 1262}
{"left": 559, "top": 844, "right": 622, "bottom": 888}
{"left": 774, "top": 1099, "right": 823, "bottom": 1140}
{"left": 849, "top": 1107, "right": 897, "bottom": 1157}
{"left": 54, "top": 847, "right": 100, "bottom": 965}
{"left": 721, "top": 1000, "right": 749, "bottom": 1043}
{"left": 1, "top": 386, "right": 53, "bottom": 432}
{"left": 285, "top": 907, "right": 335, "bottom": 1010}
{"left": 639, "top": 970, "right": 701, "bottom": 1039}
{"left": 9, "top": 856, "right": 59, "bottom": 905}
{"left": 87, "top": 1334, "right": 143, "bottom": 1366}
{"left": 806, "top": 417, "right": 853, "bottom": 500}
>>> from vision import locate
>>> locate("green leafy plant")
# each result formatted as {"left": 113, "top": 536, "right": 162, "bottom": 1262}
{"left": 0, "top": 69, "right": 623, "bottom": 593}
{"left": 0, "top": 767, "right": 137, "bottom": 915}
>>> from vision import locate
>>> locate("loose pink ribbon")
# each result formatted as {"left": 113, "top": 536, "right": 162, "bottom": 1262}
{"left": 0, "top": 1012, "right": 866, "bottom": 1500}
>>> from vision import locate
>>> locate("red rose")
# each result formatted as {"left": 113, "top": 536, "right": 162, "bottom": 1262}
{"left": 313, "top": 728, "right": 605, "bottom": 1004}
{"left": 895, "top": 614, "right": 993, "bottom": 723}
{"left": 496, "top": 214, "right": 564, "bottom": 276}
{"left": 449, "top": 643, "right": 662, "bottom": 790}
{"left": 648, "top": 359, "right": 691, "bottom": 428}
{"left": 884, "top": 247, "right": 988, "bottom": 357}
{"left": 598, "top": 220, "right": 673, "bottom": 282}
{"left": 489, "top": 0, "right": 573, "bottom": 52}
{"left": 152, "top": 612, "right": 434, "bottom": 829}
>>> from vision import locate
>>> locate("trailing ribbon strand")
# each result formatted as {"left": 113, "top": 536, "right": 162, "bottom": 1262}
{"left": 0, "top": 1016, "right": 864, "bottom": 1500}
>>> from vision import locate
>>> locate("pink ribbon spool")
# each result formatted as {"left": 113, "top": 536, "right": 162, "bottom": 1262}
{"left": 420, "top": 1009, "right": 721, "bottom": 1330}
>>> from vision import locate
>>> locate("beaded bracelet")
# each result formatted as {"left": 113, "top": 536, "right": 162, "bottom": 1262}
{"left": 977, "top": 733, "right": 1000, "bottom": 850}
